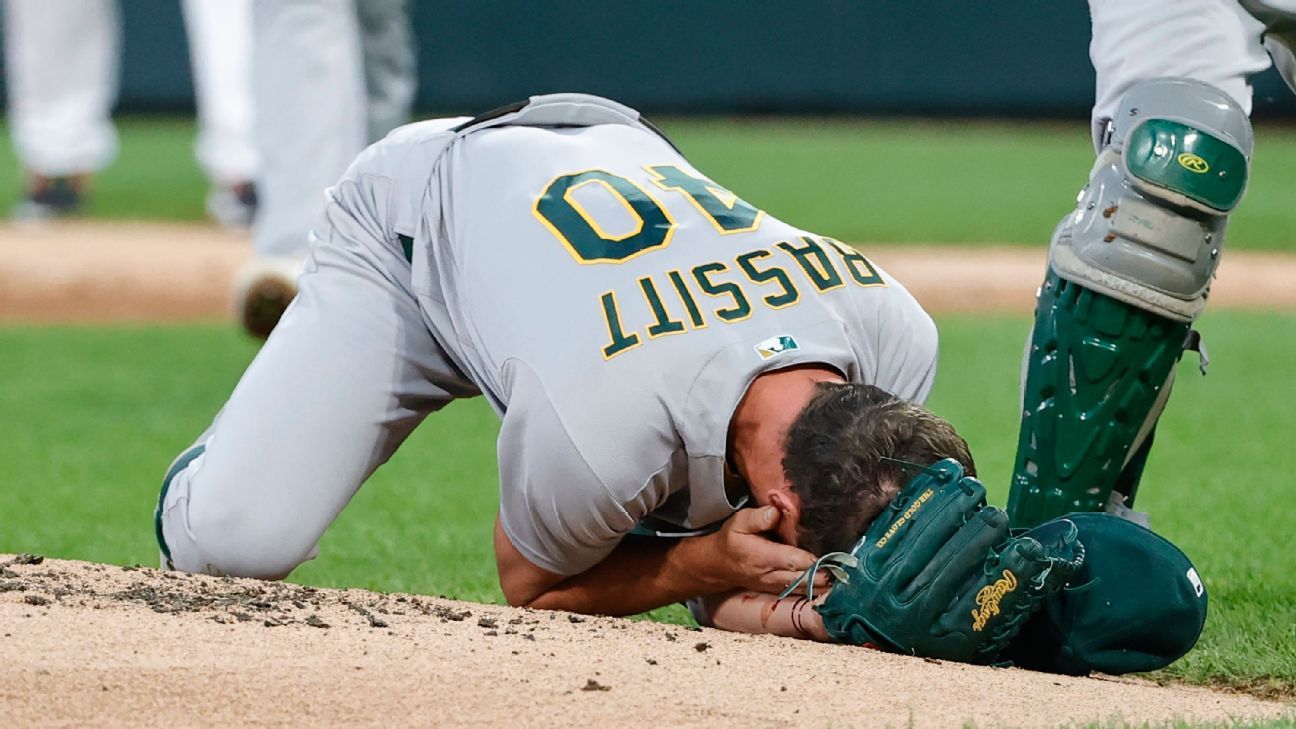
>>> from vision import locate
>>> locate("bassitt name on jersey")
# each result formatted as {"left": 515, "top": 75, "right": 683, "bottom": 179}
{"left": 597, "top": 235, "right": 886, "bottom": 359}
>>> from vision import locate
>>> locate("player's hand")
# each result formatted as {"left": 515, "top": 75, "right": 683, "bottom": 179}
{"left": 699, "top": 507, "right": 829, "bottom": 595}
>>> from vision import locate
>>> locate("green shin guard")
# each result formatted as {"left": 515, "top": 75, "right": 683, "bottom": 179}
{"left": 1007, "top": 271, "right": 1189, "bottom": 528}
{"left": 1007, "top": 79, "right": 1251, "bottom": 528}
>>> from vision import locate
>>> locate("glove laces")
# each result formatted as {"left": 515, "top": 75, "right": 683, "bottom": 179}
{"left": 778, "top": 552, "right": 858, "bottom": 600}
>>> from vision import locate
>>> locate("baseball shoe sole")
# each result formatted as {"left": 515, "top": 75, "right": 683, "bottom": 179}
{"left": 233, "top": 255, "right": 304, "bottom": 338}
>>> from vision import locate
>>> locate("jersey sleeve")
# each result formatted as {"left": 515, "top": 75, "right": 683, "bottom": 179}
{"left": 495, "top": 362, "right": 640, "bottom": 576}
{"left": 890, "top": 317, "right": 938, "bottom": 404}
{"left": 873, "top": 281, "right": 940, "bottom": 404}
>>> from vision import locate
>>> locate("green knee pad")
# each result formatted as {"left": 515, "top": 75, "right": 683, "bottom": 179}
{"left": 1007, "top": 271, "right": 1189, "bottom": 528}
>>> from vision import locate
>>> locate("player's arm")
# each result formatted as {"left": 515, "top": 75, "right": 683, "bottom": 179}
{"left": 493, "top": 507, "right": 827, "bottom": 617}
{"left": 688, "top": 589, "right": 833, "bottom": 641}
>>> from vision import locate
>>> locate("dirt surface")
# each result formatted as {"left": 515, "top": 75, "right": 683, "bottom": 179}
{"left": 0, "top": 222, "right": 247, "bottom": 323}
{"left": 0, "top": 556, "right": 1289, "bottom": 729}
{"left": 1, "top": 221, "right": 1295, "bottom": 323}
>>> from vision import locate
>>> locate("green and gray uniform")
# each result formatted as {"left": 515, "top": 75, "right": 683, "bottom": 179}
{"left": 156, "top": 94, "right": 938, "bottom": 579}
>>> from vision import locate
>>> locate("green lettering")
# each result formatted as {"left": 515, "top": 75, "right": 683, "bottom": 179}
{"left": 667, "top": 270, "right": 707, "bottom": 328}
{"left": 648, "top": 165, "right": 763, "bottom": 233}
{"left": 824, "top": 238, "right": 885, "bottom": 287}
{"left": 691, "top": 262, "right": 752, "bottom": 322}
{"left": 736, "top": 249, "right": 800, "bottom": 308}
{"left": 599, "top": 291, "right": 641, "bottom": 358}
{"left": 535, "top": 171, "right": 673, "bottom": 264}
{"left": 640, "top": 277, "right": 686, "bottom": 337}
{"left": 776, "top": 237, "right": 845, "bottom": 292}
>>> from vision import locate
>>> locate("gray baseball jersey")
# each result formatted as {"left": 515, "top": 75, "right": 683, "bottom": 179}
{"left": 385, "top": 95, "right": 938, "bottom": 576}
{"left": 158, "top": 94, "right": 937, "bottom": 581}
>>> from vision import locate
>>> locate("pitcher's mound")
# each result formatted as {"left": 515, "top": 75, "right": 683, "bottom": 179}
{"left": 3, "top": 221, "right": 1296, "bottom": 324}
{"left": 0, "top": 555, "right": 1287, "bottom": 728}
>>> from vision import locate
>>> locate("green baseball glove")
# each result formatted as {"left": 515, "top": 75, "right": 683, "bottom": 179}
{"left": 783, "top": 458, "right": 1084, "bottom": 664}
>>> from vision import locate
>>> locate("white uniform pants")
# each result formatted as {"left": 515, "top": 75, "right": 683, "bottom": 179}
{"left": 156, "top": 194, "right": 475, "bottom": 578}
{"left": 183, "top": 0, "right": 259, "bottom": 185}
{"left": 1088, "top": 0, "right": 1296, "bottom": 145}
{"left": 3, "top": 0, "right": 120, "bottom": 176}
{"left": 3, "top": 0, "right": 255, "bottom": 181}
{"left": 2, "top": 0, "right": 256, "bottom": 182}
{"left": 250, "top": 0, "right": 414, "bottom": 257}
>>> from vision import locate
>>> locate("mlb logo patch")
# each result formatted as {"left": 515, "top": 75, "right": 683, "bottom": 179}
{"left": 755, "top": 335, "right": 799, "bottom": 360}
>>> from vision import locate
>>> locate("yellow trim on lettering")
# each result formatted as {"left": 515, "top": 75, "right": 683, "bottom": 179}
{"left": 645, "top": 164, "right": 765, "bottom": 236}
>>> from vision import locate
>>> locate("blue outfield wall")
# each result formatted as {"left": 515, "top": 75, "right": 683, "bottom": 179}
{"left": 2, "top": 0, "right": 1294, "bottom": 118}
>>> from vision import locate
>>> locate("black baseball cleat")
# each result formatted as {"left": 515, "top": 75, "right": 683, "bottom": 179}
{"left": 12, "top": 176, "right": 85, "bottom": 221}
{"left": 207, "top": 181, "right": 258, "bottom": 230}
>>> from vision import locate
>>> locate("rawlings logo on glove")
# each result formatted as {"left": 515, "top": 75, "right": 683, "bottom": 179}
{"left": 971, "top": 569, "right": 1018, "bottom": 632}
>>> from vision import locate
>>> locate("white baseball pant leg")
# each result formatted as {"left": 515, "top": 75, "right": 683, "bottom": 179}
{"left": 1088, "top": 0, "right": 1271, "bottom": 147}
{"left": 156, "top": 200, "right": 478, "bottom": 579}
{"left": 3, "top": 0, "right": 120, "bottom": 176}
{"left": 251, "top": 0, "right": 367, "bottom": 257}
{"left": 1239, "top": 0, "right": 1296, "bottom": 95}
{"left": 356, "top": 0, "right": 415, "bottom": 141}
{"left": 182, "top": 0, "right": 259, "bottom": 186}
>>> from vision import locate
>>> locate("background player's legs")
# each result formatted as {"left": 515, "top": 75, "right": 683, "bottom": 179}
{"left": 1084, "top": 2, "right": 1296, "bottom": 508}
{"left": 1238, "top": 1, "right": 1296, "bottom": 95}
{"left": 1080, "top": 0, "right": 1269, "bottom": 510}
{"left": 181, "top": 0, "right": 259, "bottom": 229}
{"left": 157, "top": 222, "right": 478, "bottom": 579}
{"left": 356, "top": 0, "right": 415, "bottom": 141}
{"left": 250, "top": 0, "right": 366, "bottom": 258}
{"left": 3, "top": 0, "right": 120, "bottom": 218}
{"left": 238, "top": 0, "right": 415, "bottom": 338}
{"left": 237, "top": 0, "right": 373, "bottom": 338}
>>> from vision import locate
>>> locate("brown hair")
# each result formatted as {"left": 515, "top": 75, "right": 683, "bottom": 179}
{"left": 782, "top": 383, "right": 975, "bottom": 556}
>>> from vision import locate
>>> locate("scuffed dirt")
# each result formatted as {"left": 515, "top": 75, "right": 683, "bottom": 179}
{"left": 0, "top": 556, "right": 1289, "bottom": 728}
{"left": 0, "top": 221, "right": 1294, "bottom": 323}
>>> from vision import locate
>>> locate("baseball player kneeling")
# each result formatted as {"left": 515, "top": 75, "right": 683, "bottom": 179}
{"left": 153, "top": 94, "right": 1202, "bottom": 669}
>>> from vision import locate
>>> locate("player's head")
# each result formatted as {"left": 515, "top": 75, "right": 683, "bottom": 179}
{"left": 781, "top": 383, "right": 975, "bottom": 556}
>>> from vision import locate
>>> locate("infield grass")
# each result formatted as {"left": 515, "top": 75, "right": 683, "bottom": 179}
{"left": 1, "top": 312, "right": 1293, "bottom": 697}
{"left": 1086, "top": 718, "right": 1296, "bottom": 729}
{"left": 2, "top": 116, "right": 1296, "bottom": 250}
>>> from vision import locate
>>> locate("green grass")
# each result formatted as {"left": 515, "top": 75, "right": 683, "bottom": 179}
{"left": 3, "top": 116, "right": 1296, "bottom": 249}
{"left": 1069, "top": 719, "right": 1296, "bottom": 729}
{"left": 1, "top": 313, "right": 1293, "bottom": 696}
